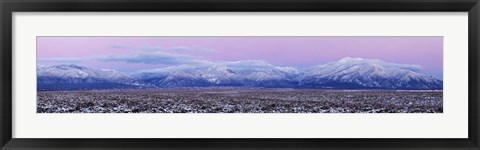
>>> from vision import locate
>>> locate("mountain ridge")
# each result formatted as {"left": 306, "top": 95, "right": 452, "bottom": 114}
{"left": 37, "top": 58, "right": 443, "bottom": 90}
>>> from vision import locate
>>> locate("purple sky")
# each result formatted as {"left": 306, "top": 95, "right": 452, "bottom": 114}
{"left": 37, "top": 36, "right": 443, "bottom": 78}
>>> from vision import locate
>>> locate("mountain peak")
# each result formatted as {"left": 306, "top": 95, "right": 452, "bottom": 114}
{"left": 339, "top": 57, "right": 362, "bottom": 61}
{"left": 337, "top": 57, "right": 386, "bottom": 64}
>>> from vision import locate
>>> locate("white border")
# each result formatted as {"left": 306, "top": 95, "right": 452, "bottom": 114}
{"left": 12, "top": 12, "right": 468, "bottom": 138}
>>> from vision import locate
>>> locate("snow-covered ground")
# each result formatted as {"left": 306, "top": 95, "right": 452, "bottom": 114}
{"left": 37, "top": 89, "right": 443, "bottom": 113}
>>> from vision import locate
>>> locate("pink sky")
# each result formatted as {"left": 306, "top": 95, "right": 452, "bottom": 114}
{"left": 37, "top": 36, "right": 443, "bottom": 78}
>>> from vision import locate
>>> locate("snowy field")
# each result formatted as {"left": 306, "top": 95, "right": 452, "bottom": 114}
{"left": 37, "top": 89, "right": 443, "bottom": 113}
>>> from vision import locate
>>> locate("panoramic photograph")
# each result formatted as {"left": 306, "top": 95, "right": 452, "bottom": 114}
{"left": 37, "top": 36, "right": 443, "bottom": 113}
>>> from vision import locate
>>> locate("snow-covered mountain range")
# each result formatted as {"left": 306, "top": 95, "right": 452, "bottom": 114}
{"left": 37, "top": 64, "right": 143, "bottom": 90}
{"left": 298, "top": 57, "right": 442, "bottom": 89}
{"left": 37, "top": 57, "right": 443, "bottom": 90}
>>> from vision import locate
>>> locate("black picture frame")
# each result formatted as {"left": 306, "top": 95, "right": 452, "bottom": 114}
{"left": 1, "top": 0, "right": 479, "bottom": 149}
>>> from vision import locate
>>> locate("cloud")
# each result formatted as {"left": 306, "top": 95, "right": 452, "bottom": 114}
{"left": 199, "top": 48, "right": 218, "bottom": 52}
{"left": 37, "top": 57, "right": 83, "bottom": 63}
{"left": 38, "top": 51, "right": 207, "bottom": 66}
{"left": 108, "top": 44, "right": 218, "bottom": 53}
{"left": 138, "top": 45, "right": 164, "bottom": 51}
{"left": 168, "top": 46, "right": 192, "bottom": 51}
{"left": 94, "top": 52, "right": 206, "bottom": 65}
{"left": 109, "top": 44, "right": 131, "bottom": 49}
{"left": 167, "top": 46, "right": 217, "bottom": 52}
{"left": 108, "top": 44, "right": 165, "bottom": 51}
